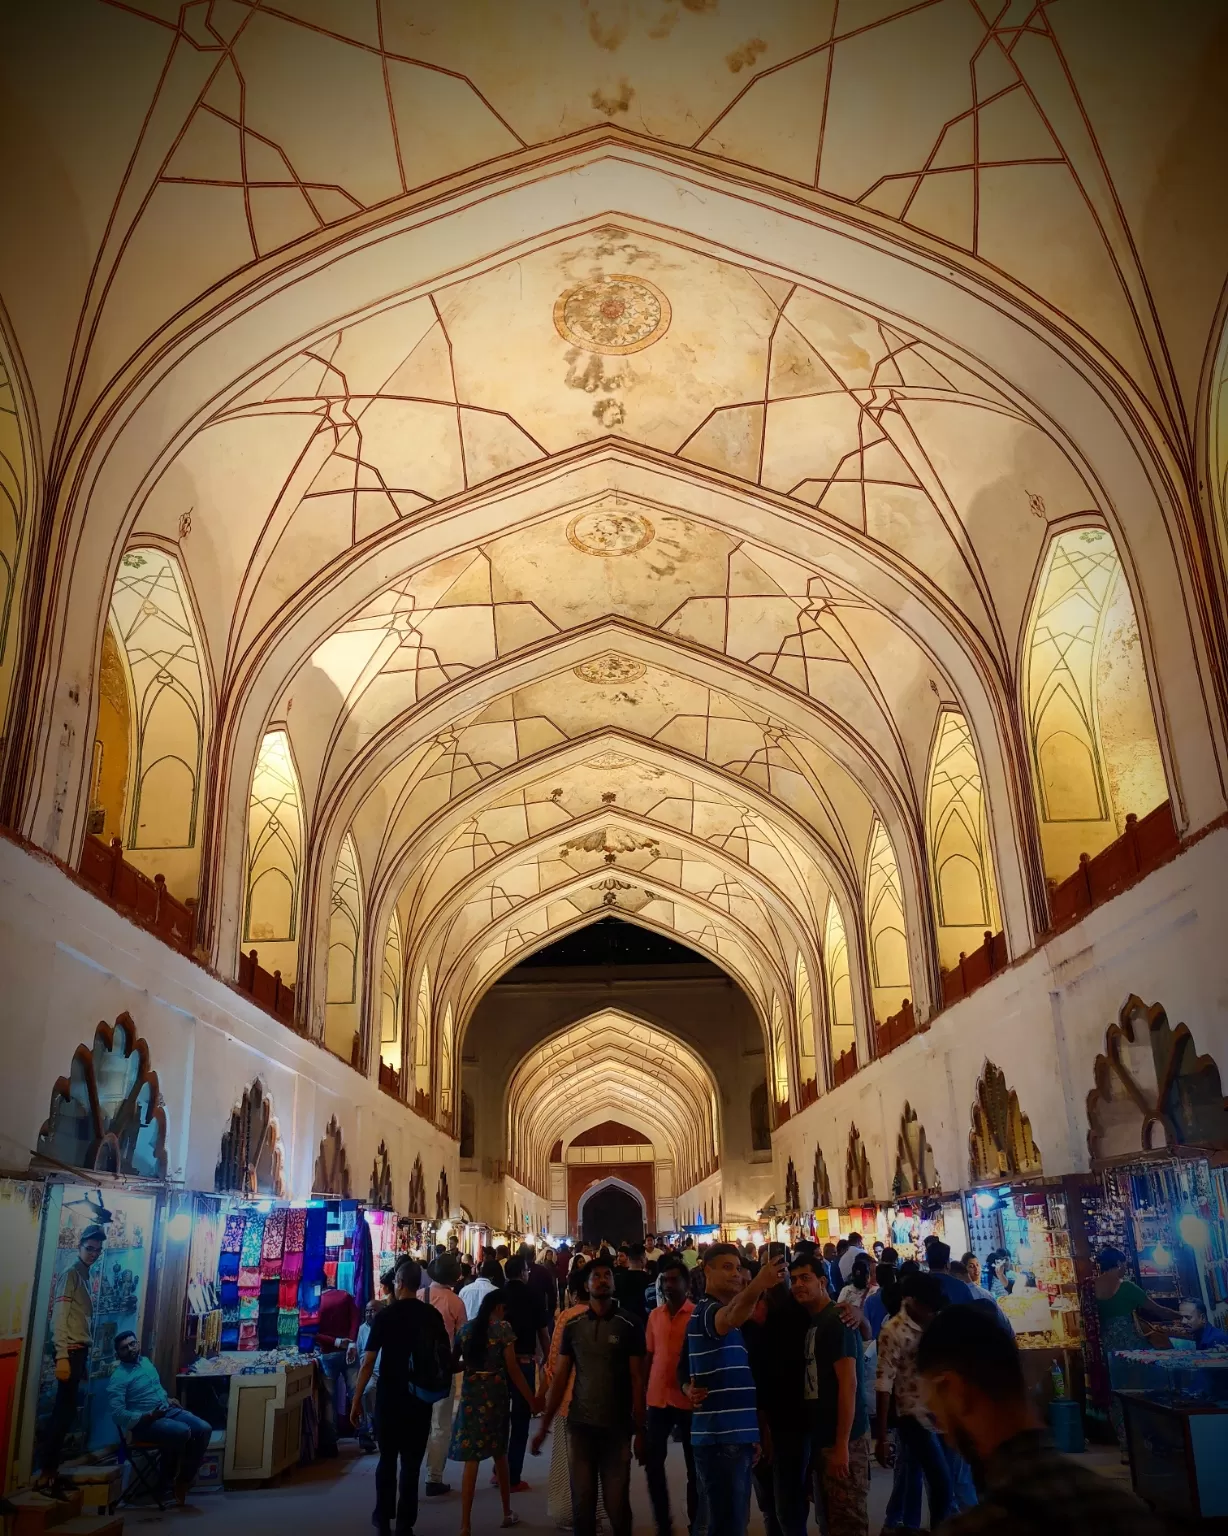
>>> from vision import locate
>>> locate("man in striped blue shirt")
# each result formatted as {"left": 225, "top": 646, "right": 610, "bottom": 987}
{"left": 686, "top": 1243, "right": 786, "bottom": 1536}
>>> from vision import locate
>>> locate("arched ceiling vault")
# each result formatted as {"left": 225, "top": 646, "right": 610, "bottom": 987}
{"left": 506, "top": 1009, "right": 720, "bottom": 1194}
{"left": 21, "top": 153, "right": 1223, "bottom": 896}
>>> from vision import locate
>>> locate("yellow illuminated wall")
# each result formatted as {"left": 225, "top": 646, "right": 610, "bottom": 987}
{"left": 824, "top": 898, "right": 855, "bottom": 1064}
{"left": 244, "top": 728, "right": 303, "bottom": 982}
{"left": 926, "top": 710, "right": 1001, "bottom": 970}
{"left": 380, "top": 910, "right": 403, "bottom": 1071}
{"left": 324, "top": 833, "right": 362, "bottom": 1059}
{"left": 865, "top": 820, "right": 911, "bottom": 1022}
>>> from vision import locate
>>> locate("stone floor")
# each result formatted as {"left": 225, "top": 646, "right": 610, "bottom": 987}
{"left": 121, "top": 1436, "right": 1131, "bottom": 1535}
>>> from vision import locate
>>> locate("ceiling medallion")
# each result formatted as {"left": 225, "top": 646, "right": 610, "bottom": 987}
{"left": 553, "top": 274, "right": 671, "bottom": 355}
{"left": 566, "top": 508, "right": 654, "bottom": 557}
{"left": 573, "top": 653, "right": 646, "bottom": 684}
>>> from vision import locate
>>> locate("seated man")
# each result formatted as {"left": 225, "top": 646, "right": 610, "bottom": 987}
{"left": 108, "top": 1332, "right": 212, "bottom": 1505}
{"left": 1178, "top": 1298, "right": 1228, "bottom": 1349}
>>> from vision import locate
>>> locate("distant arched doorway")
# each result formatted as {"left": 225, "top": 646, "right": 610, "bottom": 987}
{"left": 578, "top": 1176, "right": 646, "bottom": 1247}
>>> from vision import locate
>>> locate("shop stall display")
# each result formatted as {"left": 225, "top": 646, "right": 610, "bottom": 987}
{"left": 964, "top": 1183, "right": 1081, "bottom": 1346}
{"left": 1111, "top": 1351, "right": 1228, "bottom": 1518}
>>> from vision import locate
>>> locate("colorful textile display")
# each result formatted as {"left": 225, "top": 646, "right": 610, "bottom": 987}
{"left": 261, "top": 1208, "right": 287, "bottom": 1275}
{"left": 285, "top": 1206, "right": 306, "bottom": 1253}
{"left": 222, "top": 1213, "right": 245, "bottom": 1253}
{"left": 240, "top": 1213, "right": 266, "bottom": 1268}
{"left": 218, "top": 1251, "right": 240, "bottom": 1281}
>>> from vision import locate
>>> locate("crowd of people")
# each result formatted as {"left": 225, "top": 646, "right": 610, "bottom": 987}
{"left": 343, "top": 1227, "right": 1161, "bottom": 1536}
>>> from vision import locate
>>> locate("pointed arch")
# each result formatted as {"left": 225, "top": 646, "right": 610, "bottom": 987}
{"left": 379, "top": 909, "right": 404, "bottom": 1070}
{"left": 0, "top": 337, "right": 33, "bottom": 740}
{"left": 412, "top": 963, "right": 432, "bottom": 1103}
{"left": 793, "top": 951, "right": 816, "bottom": 1095}
{"left": 865, "top": 819, "right": 911, "bottom": 1022}
{"left": 823, "top": 897, "right": 855, "bottom": 1068}
{"left": 1023, "top": 527, "right": 1167, "bottom": 884}
{"left": 769, "top": 994, "right": 789, "bottom": 1109}
{"left": 324, "top": 832, "right": 363, "bottom": 1058}
{"left": 438, "top": 1001, "right": 455, "bottom": 1128}
{"left": 244, "top": 728, "right": 304, "bottom": 982}
{"left": 925, "top": 710, "right": 1001, "bottom": 971}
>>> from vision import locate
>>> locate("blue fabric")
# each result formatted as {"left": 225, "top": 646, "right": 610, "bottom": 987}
{"left": 687, "top": 1300, "right": 758, "bottom": 1446}
{"left": 218, "top": 1252, "right": 240, "bottom": 1281}
{"left": 694, "top": 1442, "right": 755, "bottom": 1536}
{"left": 863, "top": 1291, "right": 888, "bottom": 1339}
{"left": 884, "top": 1426, "right": 920, "bottom": 1528}
{"left": 1197, "top": 1324, "right": 1228, "bottom": 1350}
{"left": 932, "top": 1272, "right": 974, "bottom": 1307}
{"left": 108, "top": 1356, "right": 169, "bottom": 1433}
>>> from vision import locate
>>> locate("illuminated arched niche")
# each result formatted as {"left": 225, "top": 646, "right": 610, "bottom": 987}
{"left": 865, "top": 819, "right": 911, "bottom": 1022}
{"left": 438, "top": 1002, "right": 455, "bottom": 1128}
{"left": 769, "top": 994, "right": 789, "bottom": 1108}
{"left": 824, "top": 897, "right": 855, "bottom": 1066}
{"left": 243, "top": 727, "right": 303, "bottom": 982}
{"left": 324, "top": 833, "right": 363, "bottom": 1060}
{"left": 412, "top": 964, "right": 432, "bottom": 1103}
{"left": 926, "top": 710, "right": 1002, "bottom": 970}
{"left": 794, "top": 951, "right": 817, "bottom": 1092}
{"left": 379, "top": 910, "right": 403, "bottom": 1071}
{"left": 1023, "top": 527, "right": 1167, "bottom": 883}
{"left": 89, "top": 547, "right": 209, "bottom": 901}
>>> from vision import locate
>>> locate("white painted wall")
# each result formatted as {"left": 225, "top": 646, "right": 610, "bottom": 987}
{"left": 770, "top": 827, "right": 1228, "bottom": 1206}
{"left": 0, "top": 839, "right": 457, "bottom": 1208}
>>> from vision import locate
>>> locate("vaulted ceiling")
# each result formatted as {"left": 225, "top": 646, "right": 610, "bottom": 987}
{"left": 1, "top": 2, "right": 1226, "bottom": 1148}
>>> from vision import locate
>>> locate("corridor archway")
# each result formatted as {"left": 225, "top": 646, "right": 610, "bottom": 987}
{"left": 578, "top": 1177, "right": 647, "bottom": 1248}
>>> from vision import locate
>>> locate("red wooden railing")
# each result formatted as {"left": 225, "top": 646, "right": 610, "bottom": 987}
{"left": 940, "top": 928, "right": 1009, "bottom": 1008}
{"left": 797, "top": 1077, "right": 820, "bottom": 1110}
{"left": 237, "top": 947, "right": 297, "bottom": 1026}
{"left": 876, "top": 997, "right": 918, "bottom": 1057}
{"left": 833, "top": 1043, "right": 858, "bottom": 1086}
{"left": 1047, "top": 802, "right": 1178, "bottom": 928}
{"left": 79, "top": 835, "right": 195, "bottom": 956}
{"left": 378, "top": 1059, "right": 402, "bottom": 1098}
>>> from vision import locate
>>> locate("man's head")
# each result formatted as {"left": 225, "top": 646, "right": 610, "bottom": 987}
{"left": 435, "top": 1254, "right": 462, "bottom": 1289}
{"left": 114, "top": 1330, "right": 140, "bottom": 1364}
{"left": 495, "top": 1244, "right": 510, "bottom": 1262}
{"left": 365, "top": 1300, "right": 380, "bottom": 1323}
{"left": 846, "top": 1232, "right": 863, "bottom": 1250}
{"left": 615, "top": 1247, "right": 629, "bottom": 1269}
{"left": 788, "top": 1254, "right": 830, "bottom": 1312}
{"left": 626, "top": 1242, "right": 646, "bottom": 1269}
{"left": 822, "top": 1242, "right": 837, "bottom": 1262}
{"left": 479, "top": 1256, "right": 504, "bottom": 1284}
{"left": 79, "top": 1225, "right": 106, "bottom": 1266}
{"left": 516, "top": 1242, "right": 535, "bottom": 1266}
{"left": 658, "top": 1254, "right": 690, "bottom": 1307}
{"left": 835, "top": 1239, "right": 849, "bottom": 1259}
{"left": 586, "top": 1260, "right": 615, "bottom": 1302}
{"left": 380, "top": 1267, "right": 396, "bottom": 1298}
{"left": 1180, "top": 1298, "right": 1210, "bottom": 1331}
{"left": 881, "top": 1247, "right": 898, "bottom": 1268}
{"left": 961, "top": 1252, "right": 980, "bottom": 1284}
{"left": 701, "top": 1242, "right": 746, "bottom": 1302}
{"left": 505, "top": 1254, "right": 527, "bottom": 1282}
{"left": 949, "top": 1259, "right": 970, "bottom": 1281}
{"left": 916, "top": 1304, "right": 1032, "bottom": 1465}
{"left": 872, "top": 1241, "right": 884, "bottom": 1260}
{"left": 900, "top": 1268, "right": 945, "bottom": 1326}
{"left": 928, "top": 1240, "right": 952, "bottom": 1273}
{"left": 394, "top": 1257, "right": 422, "bottom": 1298}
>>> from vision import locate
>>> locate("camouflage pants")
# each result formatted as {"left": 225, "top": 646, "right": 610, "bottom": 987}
{"left": 813, "top": 1434, "right": 871, "bottom": 1536}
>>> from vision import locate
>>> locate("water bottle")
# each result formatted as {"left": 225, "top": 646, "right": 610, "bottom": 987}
{"left": 1050, "top": 1359, "right": 1067, "bottom": 1400}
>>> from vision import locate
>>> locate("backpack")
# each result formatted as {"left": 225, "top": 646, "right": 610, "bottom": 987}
{"left": 408, "top": 1301, "right": 453, "bottom": 1404}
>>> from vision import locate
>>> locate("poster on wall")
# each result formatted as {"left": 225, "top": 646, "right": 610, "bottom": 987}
{"left": 31, "top": 1186, "right": 156, "bottom": 1461}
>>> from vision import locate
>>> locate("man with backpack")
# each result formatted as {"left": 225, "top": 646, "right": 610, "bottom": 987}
{"left": 351, "top": 1257, "right": 452, "bottom": 1536}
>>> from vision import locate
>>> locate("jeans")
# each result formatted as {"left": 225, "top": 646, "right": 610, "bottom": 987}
{"left": 567, "top": 1422, "right": 632, "bottom": 1536}
{"left": 693, "top": 1443, "right": 756, "bottom": 1536}
{"left": 896, "top": 1415, "right": 954, "bottom": 1527}
{"left": 508, "top": 1360, "right": 535, "bottom": 1484}
{"left": 752, "top": 1423, "right": 810, "bottom": 1536}
{"left": 884, "top": 1427, "right": 919, "bottom": 1529}
{"left": 38, "top": 1347, "right": 88, "bottom": 1476}
{"left": 320, "top": 1350, "right": 358, "bottom": 1433}
{"left": 373, "top": 1397, "right": 433, "bottom": 1534}
{"left": 425, "top": 1372, "right": 459, "bottom": 1483}
{"left": 136, "top": 1404, "right": 213, "bottom": 1491}
{"left": 644, "top": 1405, "right": 696, "bottom": 1536}
{"left": 941, "top": 1438, "right": 978, "bottom": 1513}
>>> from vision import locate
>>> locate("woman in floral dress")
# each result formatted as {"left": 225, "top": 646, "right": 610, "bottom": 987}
{"left": 450, "top": 1288, "right": 539, "bottom": 1534}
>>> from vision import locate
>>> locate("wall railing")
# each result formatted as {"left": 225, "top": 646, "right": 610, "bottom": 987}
{"left": 79, "top": 835, "right": 195, "bottom": 956}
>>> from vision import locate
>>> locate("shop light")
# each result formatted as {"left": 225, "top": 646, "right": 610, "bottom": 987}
{"left": 167, "top": 1213, "right": 192, "bottom": 1242}
{"left": 1151, "top": 1243, "right": 1172, "bottom": 1269}
{"left": 1179, "top": 1215, "right": 1210, "bottom": 1249}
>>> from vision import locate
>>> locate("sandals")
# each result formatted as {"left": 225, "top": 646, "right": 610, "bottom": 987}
{"left": 501, "top": 1514, "right": 521, "bottom": 1528}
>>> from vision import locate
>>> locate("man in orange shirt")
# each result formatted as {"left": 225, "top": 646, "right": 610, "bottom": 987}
{"left": 643, "top": 1255, "right": 696, "bottom": 1536}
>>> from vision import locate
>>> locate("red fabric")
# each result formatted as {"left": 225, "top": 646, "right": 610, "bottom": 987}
{"left": 316, "top": 1287, "right": 360, "bottom": 1352}
{"left": 644, "top": 1299, "right": 694, "bottom": 1411}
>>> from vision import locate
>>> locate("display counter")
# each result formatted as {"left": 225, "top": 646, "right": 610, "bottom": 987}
{"left": 1111, "top": 1350, "right": 1228, "bottom": 1518}
{"left": 222, "top": 1361, "right": 314, "bottom": 1483}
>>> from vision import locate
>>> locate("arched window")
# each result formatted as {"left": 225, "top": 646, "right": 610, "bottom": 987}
{"left": 824, "top": 897, "right": 855, "bottom": 1063}
{"left": 379, "top": 910, "right": 403, "bottom": 1070}
{"left": 324, "top": 834, "right": 363, "bottom": 1058}
{"left": 770, "top": 995, "right": 789, "bottom": 1107}
{"left": 794, "top": 951, "right": 816, "bottom": 1089}
{"left": 438, "top": 1002, "right": 455, "bottom": 1124}
{"left": 244, "top": 728, "right": 303, "bottom": 983}
{"left": 926, "top": 710, "right": 1001, "bottom": 970}
{"left": 1023, "top": 528, "right": 1167, "bottom": 882}
{"left": 94, "top": 547, "right": 208, "bottom": 901}
{"left": 864, "top": 820, "right": 910, "bottom": 1022}
{"left": 413, "top": 965, "right": 432, "bottom": 1100}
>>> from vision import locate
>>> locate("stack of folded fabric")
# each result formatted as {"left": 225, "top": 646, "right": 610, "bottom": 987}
{"left": 219, "top": 1212, "right": 244, "bottom": 1350}
{"left": 238, "top": 1212, "right": 266, "bottom": 1351}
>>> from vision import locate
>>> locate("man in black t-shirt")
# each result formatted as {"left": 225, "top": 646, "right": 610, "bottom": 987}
{"left": 352, "top": 1258, "right": 448, "bottom": 1536}
{"left": 503, "top": 1254, "right": 552, "bottom": 1491}
{"left": 613, "top": 1243, "right": 651, "bottom": 1324}
{"left": 532, "top": 1259, "right": 646, "bottom": 1536}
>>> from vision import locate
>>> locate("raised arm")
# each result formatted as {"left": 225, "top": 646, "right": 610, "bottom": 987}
{"left": 713, "top": 1255, "right": 786, "bottom": 1336}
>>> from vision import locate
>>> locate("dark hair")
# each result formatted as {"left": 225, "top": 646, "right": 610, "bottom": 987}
{"left": 81, "top": 1224, "right": 107, "bottom": 1245}
{"left": 1097, "top": 1246, "right": 1127, "bottom": 1273}
{"left": 480, "top": 1256, "right": 505, "bottom": 1285}
{"left": 702, "top": 1242, "right": 741, "bottom": 1268}
{"left": 928, "top": 1240, "right": 951, "bottom": 1270}
{"left": 567, "top": 1262, "right": 590, "bottom": 1299}
{"left": 587, "top": 1259, "right": 614, "bottom": 1283}
{"left": 949, "top": 1259, "right": 969, "bottom": 1280}
{"left": 114, "top": 1330, "right": 136, "bottom": 1347}
{"left": 627, "top": 1243, "right": 645, "bottom": 1261}
{"left": 380, "top": 1267, "right": 397, "bottom": 1294}
{"left": 916, "top": 1304, "right": 1026, "bottom": 1400}
{"left": 876, "top": 1263, "right": 901, "bottom": 1315}
{"left": 516, "top": 1242, "right": 535, "bottom": 1262}
{"left": 881, "top": 1247, "right": 898, "bottom": 1266}
{"left": 846, "top": 1233, "right": 862, "bottom": 1246}
{"left": 789, "top": 1253, "right": 827, "bottom": 1284}
{"left": 835, "top": 1239, "right": 849, "bottom": 1255}
{"left": 850, "top": 1252, "right": 872, "bottom": 1288}
{"left": 899, "top": 1269, "right": 946, "bottom": 1314}
{"left": 495, "top": 1244, "right": 510, "bottom": 1260}
{"left": 395, "top": 1257, "right": 422, "bottom": 1293}
{"left": 435, "top": 1254, "right": 462, "bottom": 1287}
{"left": 464, "top": 1287, "right": 505, "bottom": 1371}
{"left": 658, "top": 1254, "right": 688, "bottom": 1278}
{"left": 505, "top": 1254, "right": 526, "bottom": 1281}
